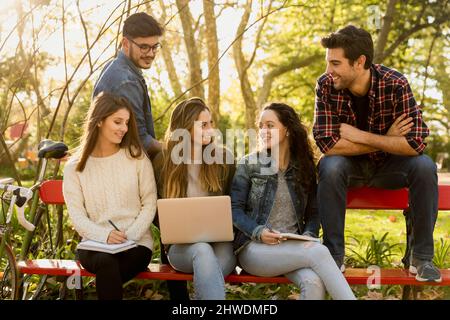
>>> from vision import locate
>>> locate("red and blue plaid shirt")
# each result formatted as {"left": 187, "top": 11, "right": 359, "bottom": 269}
{"left": 313, "top": 64, "right": 429, "bottom": 164}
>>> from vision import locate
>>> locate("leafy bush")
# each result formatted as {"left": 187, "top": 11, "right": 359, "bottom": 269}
{"left": 433, "top": 238, "right": 450, "bottom": 268}
{"left": 346, "top": 232, "right": 401, "bottom": 268}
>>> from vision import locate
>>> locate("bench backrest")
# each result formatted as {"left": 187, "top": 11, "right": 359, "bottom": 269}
{"left": 39, "top": 179, "right": 450, "bottom": 210}
{"left": 39, "top": 180, "right": 64, "bottom": 205}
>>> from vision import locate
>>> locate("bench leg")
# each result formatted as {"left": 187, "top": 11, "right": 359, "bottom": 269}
{"left": 160, "top": 242, "right": 189, "bottom": 300}
{"left": 401, "top": 208, "right": 413, "bottom": 268}
{"left": 401, "top": 208, "right": 421, "bottom": 301}
{"left": 75, "top": 287, "right": 84, "bottom": 300}
{"left": 58, "top": 279, "right": 68, "bottom": 300}
{"left": 402, "top": 285, "right": 420, "bottom": 300}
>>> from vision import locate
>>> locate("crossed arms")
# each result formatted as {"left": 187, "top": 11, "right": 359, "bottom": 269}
{"left": 313, "top": 80, "right": 429, "bottom": 157}
{"left": 328, "top": 114, "right": 417, "bottom": 156}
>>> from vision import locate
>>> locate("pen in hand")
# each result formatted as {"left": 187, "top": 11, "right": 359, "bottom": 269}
{"left": 107, "top": 220, "right": 127, "bottom": 244}
{"left": 108, "top": 219, "right": 120, "bottom": 231}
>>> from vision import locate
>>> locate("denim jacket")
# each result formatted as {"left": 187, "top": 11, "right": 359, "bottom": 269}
{"left": 93, "top": 51, "right": 157, "bottom": 151}
{"left": 231, "top": 152, "right": 320, "bottom": 254}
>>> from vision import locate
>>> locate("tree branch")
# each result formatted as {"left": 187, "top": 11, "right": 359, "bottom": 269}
{"left": 76, "top": 0, "right": 93, "bottom": 71}
{"left": 256, "top": 53, "right": 321, "bottom": 108}
{"left": 244, "top": 0, "right": 273, "bottom": 73}
{"left": 380, "top": 18, "right": 447, "bottom": 62}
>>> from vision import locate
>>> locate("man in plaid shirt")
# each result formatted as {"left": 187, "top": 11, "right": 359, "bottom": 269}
{"left": 313, "top": 25, "right": 440, "bottom": 282}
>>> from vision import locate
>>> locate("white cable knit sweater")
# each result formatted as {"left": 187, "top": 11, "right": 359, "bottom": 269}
{"left": 63, "top": 148, "right": 157, "bottom": 251}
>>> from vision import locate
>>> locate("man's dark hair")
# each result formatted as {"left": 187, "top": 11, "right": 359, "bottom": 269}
{"left": 321, "top": 25, "right": 373, "bottom": 69}
{"left": 123, "top": 12, "right": 163, "bottom": 39}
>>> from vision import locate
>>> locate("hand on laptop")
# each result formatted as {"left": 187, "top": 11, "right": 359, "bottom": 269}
{"left": 107, "top": 230, "right": 128, "bottom": 244}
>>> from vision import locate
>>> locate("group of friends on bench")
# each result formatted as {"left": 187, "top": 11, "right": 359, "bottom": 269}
{"left": 61, "top": 13, "right": 442, "bottom": 300}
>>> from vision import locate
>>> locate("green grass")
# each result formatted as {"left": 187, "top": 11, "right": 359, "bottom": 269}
{"left": 345, "top": 209, "right": 450, "bottom": 266}
{"left": 343, "top": 209, "right": 450, "bottom": 300}
{"left": 346, "top": 209, "right": 450, "bottom": 245}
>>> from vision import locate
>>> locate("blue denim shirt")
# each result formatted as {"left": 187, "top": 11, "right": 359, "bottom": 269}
{"left": 93, "top": 51, "right": 156, "bottom": 151}
{"left": 231, "top": 153, "right": 320, "bottom": 253}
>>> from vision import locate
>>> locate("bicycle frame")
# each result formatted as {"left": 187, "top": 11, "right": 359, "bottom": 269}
{"left": 1, "top": 184, "right": 34, "bottom": 247}
{"left": 0, "top": 182, "right": 34, "bottom": 292}
{"left": 0, "top": 196, "right": 16, "bottom": 263}
{"left": 19, "top": 157, "right": 51, "bottom": 260}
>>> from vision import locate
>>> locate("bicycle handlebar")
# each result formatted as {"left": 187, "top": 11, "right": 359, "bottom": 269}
{"left": 0, "top": 183, "right": 35, "bottom": 231}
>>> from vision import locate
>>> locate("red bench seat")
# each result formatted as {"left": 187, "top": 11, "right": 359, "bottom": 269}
{"left": 17, "top": 259, "right": 450, "bottom": 286}
{"left": 19, "top": 181, "right": 450, "bottom": 297}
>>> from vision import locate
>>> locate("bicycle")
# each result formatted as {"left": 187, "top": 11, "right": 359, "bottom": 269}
{"left": 0, "top": 179, "right": 34, "bottom": 299}
{"left": 0, "top": 139, "right": 68, "bottom": 300}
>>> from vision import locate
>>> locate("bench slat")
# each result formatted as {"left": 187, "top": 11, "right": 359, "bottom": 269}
{"left": 40, "top": 180, "right": 450, "bottom": 210}
{"left": 32, "top": 182, "right": 450, "bottom": 291}
{"left": 39, "top": 180, "right": 65, "bottom": 205}
{"left": 17, "top": 259, "right": 450, "bottom": 286}
{"left": 438, "top": 185, "right": 450, "bottom": 210}
{"left": 347, "top": 187, "right": 409, "bottom": 209}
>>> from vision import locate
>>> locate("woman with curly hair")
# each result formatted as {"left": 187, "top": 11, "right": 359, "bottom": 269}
{"left": 231, "top": 102, "right": 355, "bottom": 300}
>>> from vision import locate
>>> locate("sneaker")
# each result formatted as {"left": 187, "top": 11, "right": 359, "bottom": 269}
{"left": 409, "top": 258, "right": 442, "bottom": 283}
{"left": 334, "top": 257, "right": 346, "bottom": 273}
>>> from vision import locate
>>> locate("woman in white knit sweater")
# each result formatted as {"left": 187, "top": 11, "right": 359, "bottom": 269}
{"left": 63, "top": 92, "right": 157, "bottom": 300}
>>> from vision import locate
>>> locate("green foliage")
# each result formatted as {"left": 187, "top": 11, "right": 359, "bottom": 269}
{"left": 346, "top": 232, "right": 401, "bottom": 268}
{"left": 0, "top": 52, "right": 54, "bottom": 93}
{"left": 150, "top": 84, "right": 173, "bottom": 141}
{"left": 63, "top": 82, "right": 93, "bottom": 151}
{"left": 433, "top": 238, "right": 450, "bottom": 269}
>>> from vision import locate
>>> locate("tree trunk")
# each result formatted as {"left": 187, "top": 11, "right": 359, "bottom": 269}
{"left": 175, "top": 0, "right": 205, "bottom": 100}
{"left": 373, "top": 0, "right": 398, "bottom": 63}
{"left": 233, "top": 0, "right": 257, "bottom": 130}
{"left": 150, "top": 1, "right": 183, "bottom": 98}
{"left": 203, "top": 0, "right": 220, "bottom": 122}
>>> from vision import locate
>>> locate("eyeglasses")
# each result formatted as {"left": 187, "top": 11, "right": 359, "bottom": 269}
{"left": 127, "top": 37, "right": 161, "bottom": 54}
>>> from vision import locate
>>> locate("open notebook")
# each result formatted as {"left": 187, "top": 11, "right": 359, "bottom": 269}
{"left": 279, "top": 233, "right": 321, "bottom": 242}
{"left": 76, "top": 239, "right": 137, "bottom": 254}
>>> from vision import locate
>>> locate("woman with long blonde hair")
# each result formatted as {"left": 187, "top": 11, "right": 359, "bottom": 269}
{"left": 63, "top": 92, "right": 157, "bottom": 300}
{"left": 153, "top": 97, "right": 236, "bottom": 300}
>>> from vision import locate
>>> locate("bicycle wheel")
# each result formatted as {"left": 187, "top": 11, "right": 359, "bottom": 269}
{"left": 0, "top": 242, "right": 19, "bottom": 300}
{"left": 20, "top": 203, "right": 67, "bottom": 299}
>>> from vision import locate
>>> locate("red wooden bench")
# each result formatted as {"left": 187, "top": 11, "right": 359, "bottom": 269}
{"left": 17, "top": 180, "right": 450, "bottom": 298}
{"left": 17, "top": 259, "right": 450, "bottom": 286}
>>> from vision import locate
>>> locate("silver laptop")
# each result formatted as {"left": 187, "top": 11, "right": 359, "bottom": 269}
{"left": 157, "top": 196, "right": 234, "bottom": 244}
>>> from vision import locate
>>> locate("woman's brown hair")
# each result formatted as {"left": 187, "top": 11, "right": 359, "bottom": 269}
{"left": 75, "top": 92, "right": 143, "bottom": 172}
{"left": 262, "top": 102, "right": 317, "bottom": 191}
{"left": 161, "top": 97, "right": 229, "bottom": 198}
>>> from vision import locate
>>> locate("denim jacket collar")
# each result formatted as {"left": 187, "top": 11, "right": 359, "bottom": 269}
{"left": 254, "top": 152, "right": 299, "bottom": 177}
{"left": 117, "top": 50, "right": 144, "bottom": 80}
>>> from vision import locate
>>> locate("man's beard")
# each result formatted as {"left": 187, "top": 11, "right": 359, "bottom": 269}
{"left": 129, "top": 47, "right": 152, "bottom": 69}
{"left": 333, "top": 76, "right": 353, "bottom": 91}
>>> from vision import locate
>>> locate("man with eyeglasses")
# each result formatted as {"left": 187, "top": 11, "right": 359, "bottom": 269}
{"left": 92, "top": 12, "right": 190, "bottom": 300}
{"left": 93, "top": 12, "right": 163, "bottom": 158}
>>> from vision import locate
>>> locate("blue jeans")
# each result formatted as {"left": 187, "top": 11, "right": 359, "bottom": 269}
{"left": 238, "top": 240, "right": 355, "bottom": 300}
{"left": 167, "top": 242, "right": 236, "bottom": 300}
{"left": 318, "top": 154, "right": 438, "bottom": 262}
